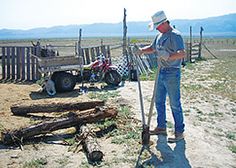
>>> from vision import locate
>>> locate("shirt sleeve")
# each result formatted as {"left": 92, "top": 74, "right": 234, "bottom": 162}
{"left": 171, "top": 34, "right": 185, "bottom": 52}
{"left": 150, "top": 35, "right": 158, "bottom": 50}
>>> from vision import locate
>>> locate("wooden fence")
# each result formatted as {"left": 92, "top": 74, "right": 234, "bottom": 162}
{"left": 0, "top": 45, "right": 111, "bottom": 83}
{"left": 185, "top": 42, "right": 201, "bottom": 62}
{"left": 0, "top": 46, "right": 39, "bottom": 82}
{"left": 185, "top": 26, "right": 203, "bottom": 62}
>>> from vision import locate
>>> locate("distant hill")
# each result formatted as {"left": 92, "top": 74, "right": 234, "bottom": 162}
{"left": 0, "top": 13, "right": 236, "bottom": 39}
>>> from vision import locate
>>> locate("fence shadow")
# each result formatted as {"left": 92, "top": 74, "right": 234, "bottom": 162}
{"left": 29, "top": 84, "right": 121, "bottom": 100}
{"left": 142, "top": 135, "right": 191, "bottom": 168}
{"left": 29, "top": 88, "right": 81, "bottom": 100}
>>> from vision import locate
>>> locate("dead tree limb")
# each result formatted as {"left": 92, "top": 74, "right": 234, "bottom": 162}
{"left": 11, "top": 100, "right": 105, "bottom": 116}
{"left": 76, "top": 125, "right": 103, "bottom": 162}
{"left": 2, "top": 106, "right": 117, "bottom": 144}
{"left": 202, "top": 43, "right": 218, "bottom": 59}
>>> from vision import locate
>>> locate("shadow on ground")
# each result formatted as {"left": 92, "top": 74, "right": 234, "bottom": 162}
{"left": 139, "top": 135, "right": 191, "bottom": 168}
{"left": 29, "top": 84, "right": 121, "bottom": 100}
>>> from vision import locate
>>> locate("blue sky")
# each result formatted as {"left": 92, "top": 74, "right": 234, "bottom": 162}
{"left": 1, "top": 0, "right": 236, "bottom": 30}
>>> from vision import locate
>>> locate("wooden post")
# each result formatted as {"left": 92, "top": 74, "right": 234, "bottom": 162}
{"left": 85, "top": 48, "right": 90, "bottom": 64}
{"left": 16, "top": 47, "right": 21, "bottom": 80}
{"left": 95, "top": 47, "right": 100, "bottom": 57}
{"left": 31, "top": 47, "right": 36, "bottom": 81}
{"left": 198, "top": 27, "right": 204, "bottom": 58}
{"left": 78, "top": 28, "right": 82, "bottom": 56}
{"left": 107, "top": 45, "right": 111, "bottom": 63}
{"left": 11, "top": 47, "right": 16, "bottom": 80}
{"left": 21, "top": 47, "right": 26, "bottom": 81}
{"left": 26, "top": 47, "right": 31, "bottom": 81}
{"left": 189, "top": 26, "right": 192, "bottom": 62}
{"left": 90, "top": 47, "right": 96, "bottom": 62}
{"left": 80, "top": 48, "right": 85, "bottom": 64}
{"left": 1, "top": 47, "right": 6, "bottom": 80}
{"left": 6, "top": 47, "right": 11, "bottom": 80}
{"left": 123, "top": 8, "right": 127, "bottom": 56}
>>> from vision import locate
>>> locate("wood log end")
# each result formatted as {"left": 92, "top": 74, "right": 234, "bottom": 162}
{"left": 88, "top": 151, "right": 104, "bottom": 162}
{"left": 1, "top": 131, "right": 14, "bottom": 144}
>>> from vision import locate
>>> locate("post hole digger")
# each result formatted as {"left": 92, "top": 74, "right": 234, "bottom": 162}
{"left": 131, "top": 45, "right": 161, "bottom": 166}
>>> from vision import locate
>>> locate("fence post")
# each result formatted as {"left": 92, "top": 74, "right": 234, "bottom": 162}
{"left": 1, "top": 47, "right": 6, "bottom": 80}
{"left": 6, "top": 47, "right": 11, "bottom": 80}
{"left": 189, "top": 26, "right": 192, "bottom": 62}
{"left": 78, "top": 28, "right": 82, "bottom": 55}
{"left": 84, "top": 48, "right": 90, "bottom": 64}
{"left": 11, "top": 47, "right": 16, "bottom": 80}
{"left": 16, "top": 47, "right": 21, "bottom": 80}
{"left": 123, "top": 8, "right": 127, "bottom": 56}
{"left": 95, "top": 47, "right": 100, "bottom": 57}
{"left": 21, "top": 47, "right": 26, "bottom": 81}
{"left": 90, "top": 47, "right": 96, "bottom": 62}
{"left": 107, "top": 45, "right": 111, "bottom": 63}
{"left": 198, "top": 27, "right": 204, "bottom": 58}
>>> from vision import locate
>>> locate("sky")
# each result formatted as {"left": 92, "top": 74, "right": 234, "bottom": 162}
{"left": 1, "top": 0, "right": 236, "bottom": 30}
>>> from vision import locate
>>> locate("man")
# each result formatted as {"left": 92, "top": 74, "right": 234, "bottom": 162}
{"left": 135, "top": 11, "right": 186, "bottom": 143}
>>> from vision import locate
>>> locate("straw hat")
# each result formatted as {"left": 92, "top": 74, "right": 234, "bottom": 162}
{"left": 149, "top": 11, "right": 167, "bottom": 31}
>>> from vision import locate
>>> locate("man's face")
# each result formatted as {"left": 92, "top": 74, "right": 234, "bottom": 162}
{"left": 156, "top": 22, "right": 168, "bottom": 33}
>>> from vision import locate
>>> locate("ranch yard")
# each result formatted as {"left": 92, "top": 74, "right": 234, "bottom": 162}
{"left": 0, "top": 38, "right": 236, "bottom": 168}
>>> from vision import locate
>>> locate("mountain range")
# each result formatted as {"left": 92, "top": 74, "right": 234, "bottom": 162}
{"left": 0, "top": 13, "right": 236, "bottom": 39}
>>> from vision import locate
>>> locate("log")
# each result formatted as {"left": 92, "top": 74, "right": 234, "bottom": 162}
{"left": 77, "top": 125, "right": 103, "bottom": 162}
{"left": 11, "top": 100, "right": 105, "bottom": 116}
{"left": 2, "top": 106, "right": 117, "bottom": 144}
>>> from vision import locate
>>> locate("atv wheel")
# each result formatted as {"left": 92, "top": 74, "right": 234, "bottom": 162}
{"left": 53, "top": 72, "right": 76, "bottom": 92}
{"left": 104, "top": 70, "right": 121, "bottom": 86}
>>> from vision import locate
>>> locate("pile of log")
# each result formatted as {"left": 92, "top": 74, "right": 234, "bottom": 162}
{"left": 10, "top": 100, "right": 105, "bottom": 115}
{"left": 1, "top": 100, "right": 118, "bottom": 163}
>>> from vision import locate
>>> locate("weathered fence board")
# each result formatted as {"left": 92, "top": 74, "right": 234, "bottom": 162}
{"left": 11, "top": 47, "right": 16, "bottom": 80}
{"left": 2, "top": 47, "right": 6, "bottom": 79}
{"left": 26, "top": 47, "right": 31, "bottom": 81}
{"left": 0, "top": 46, "right": 39, "bottom": 82}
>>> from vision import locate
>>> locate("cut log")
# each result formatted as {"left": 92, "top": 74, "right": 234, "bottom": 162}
{"left": 2, "top": 106, "right": 117, "bottom": 144}
{"left": 77, "top": 125, "right": 103, "bottom": 162}
{"left": 11, "top": 100, "right": 105, "bottom": 116}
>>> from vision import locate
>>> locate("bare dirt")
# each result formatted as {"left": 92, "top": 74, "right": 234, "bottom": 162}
{"left": 0, "top": 40, "right": 236, "bottom": 167}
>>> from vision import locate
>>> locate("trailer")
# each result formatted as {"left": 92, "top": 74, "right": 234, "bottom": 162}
{"left": 31, "top": 54, "right": 84, "bottom": 92}
{"left": 32, "top": 51, "right": 122, "bottom": 93}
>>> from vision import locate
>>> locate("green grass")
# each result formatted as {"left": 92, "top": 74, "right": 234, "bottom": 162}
{"left": 55, "top": 156, "right": 71, "bottom": 167}
{"left": 23, "top": 157, "right": 47, "bottom": 168}
{"left": 118, "top": 105, "right": 133, "bottom": 118}
{"left": 0, "top": 123, "right": 5, "bottom": 132}
{"left": 226, "top": 132, "right": 236, "bottom": 140}
{"left": 208, "top": 58, "right": 236, "bottom": 101}
{"left": 88, "top": 90, "right": 119, "bottom": 101}
{"left": 182, "top": 83, "right": 203, "bottom": 92}
{"left": 110, "top": 105, "right": 141, "bottom": 145}
{"left": 167, "top": 121, "right": 174, "bottom": 129}
{"left": 228, "top": 145, "right": 236, "bottom": 154}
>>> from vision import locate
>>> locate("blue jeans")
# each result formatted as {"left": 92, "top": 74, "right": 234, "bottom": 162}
{"left": 155, "top": 67, "right": 185, "bottom": 133}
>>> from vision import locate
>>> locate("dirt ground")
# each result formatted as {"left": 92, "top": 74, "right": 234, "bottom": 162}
{"left": 0, "top": 41, "right": 236, "bottom": 167}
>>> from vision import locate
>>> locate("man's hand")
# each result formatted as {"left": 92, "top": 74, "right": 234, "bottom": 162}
{"left": 132, "top": 45, "right": 142, "bottom": 55}
{"left": 158, "top": 50, "right": 170, "bottom": 61}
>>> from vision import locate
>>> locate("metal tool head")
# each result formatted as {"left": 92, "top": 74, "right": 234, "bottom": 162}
{"left": 141, "top": 125, "right": 150, "bottom": 146}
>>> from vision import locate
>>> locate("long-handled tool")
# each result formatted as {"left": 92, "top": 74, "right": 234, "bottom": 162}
{"left": 131, "top": 45, "right": 150, "bottom": 147}
{"left": 131, "top": 45, "right": 162, "bottom": 167}
{"left": 147, "top": 64, "right": 160, "bottom": 127}
{"left": 130, "top": 47, "right": 159, "bottom": 167}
